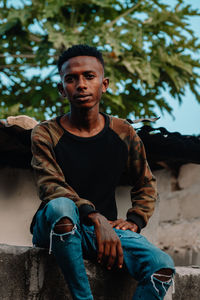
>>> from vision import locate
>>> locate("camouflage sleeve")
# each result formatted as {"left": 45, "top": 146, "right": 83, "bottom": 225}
{"left": 126, "top": 126, "right": 157, "bottom": 231}
{"left": 31, "top": 123, "right": 95, "bottom": 210}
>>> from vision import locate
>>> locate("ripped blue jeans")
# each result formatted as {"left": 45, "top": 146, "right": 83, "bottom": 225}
{"left": 32, "top": 197, "right": 175, "bottom": 300}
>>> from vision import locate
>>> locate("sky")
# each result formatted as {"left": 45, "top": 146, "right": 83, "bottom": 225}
{"left": 2, "top": 0, "right": 200, "bottom": 135}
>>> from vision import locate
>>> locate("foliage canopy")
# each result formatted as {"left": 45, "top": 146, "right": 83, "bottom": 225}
{"left": 0, "top": 0, "right": 200, "bottom": 120}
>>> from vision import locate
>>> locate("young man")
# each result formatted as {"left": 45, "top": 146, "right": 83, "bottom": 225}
{"left": 31, "top": 45, "right": 175, "bottom": 300}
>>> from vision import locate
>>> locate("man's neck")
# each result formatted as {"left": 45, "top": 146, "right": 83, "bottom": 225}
{"left": 60, "top": 107, "right": 105, "bottom": 137}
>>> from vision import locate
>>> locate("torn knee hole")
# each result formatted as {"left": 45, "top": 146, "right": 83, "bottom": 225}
{"left": 151, "top": 268, "right": 175, "bottom": 296}
{"left": 49, "top": 222, "right": 77, "bottom": 254}
{"left": 153, "top": 268, "right": 173, "bottom": 282}
{"left": 54, "top": 217, "right": 74, "bottom": 233}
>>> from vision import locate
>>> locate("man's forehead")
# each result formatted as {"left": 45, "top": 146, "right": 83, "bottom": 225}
{"left": 60, "top": 56, "right": 103, "bottom": 74}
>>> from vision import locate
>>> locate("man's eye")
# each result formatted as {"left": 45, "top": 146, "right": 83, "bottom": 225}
{"left": 65, "top": 77, "right": 73, "bottom": 82}
{"left": 85, "top": 74, "right": 95, "bottom": 79}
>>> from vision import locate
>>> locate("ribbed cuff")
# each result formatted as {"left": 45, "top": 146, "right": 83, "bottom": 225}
{"left": 79, "top": 204, "right": 98, "bottom": 225}
{"left": 126, "top": 213, "right": 146, "bottom": 233}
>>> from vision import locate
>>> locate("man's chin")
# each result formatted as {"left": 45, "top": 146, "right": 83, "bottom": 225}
{"left": 73, "top": 101, "right": 99, "bottom": 110}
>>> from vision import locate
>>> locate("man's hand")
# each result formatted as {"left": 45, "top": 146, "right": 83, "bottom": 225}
{"left": 87, "top": 212, "right": 123, "bottom": 270}
{"left": 109, "top": 219, "right": 138, "bottom": 232}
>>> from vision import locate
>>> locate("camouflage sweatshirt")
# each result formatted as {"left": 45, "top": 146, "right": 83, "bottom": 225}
{"left": 31, "top": 113, "right": 157, "bottom": 232}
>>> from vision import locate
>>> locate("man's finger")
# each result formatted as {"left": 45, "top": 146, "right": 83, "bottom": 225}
{"left": 117, "top": 241, "right": 123, "bottom": 269}
{"left": 121, "top": 223, "right": 132, "bottom": 230}
{"left": 97, "top": 242, "right": 104, "bottom": 263}
{"left": 116, "top": 221, "right": 127, "bottom": 229}
{"left": 107, "top": 244, "right": 116, "bottom": 270}
{"left": 110, "top": 219, "right": 122, "bottom": 227}
{"left": 131, "top": 224, "right": 138, "bottom": 232}
{"left": 104, "top": 243, "right": 111, "bottom": 259}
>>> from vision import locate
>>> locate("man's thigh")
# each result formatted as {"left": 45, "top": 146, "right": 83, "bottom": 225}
{"left": 81, "top": 225, "right": 174, "bottom": 280}
{"left": 115, "top": 229, "right": 174, "bottom": 280}
{"left": 81, "top": 224, "right": 98, "bottom": 260}
{"left": 80, "top": 225, "right": 145, "bottom": 262}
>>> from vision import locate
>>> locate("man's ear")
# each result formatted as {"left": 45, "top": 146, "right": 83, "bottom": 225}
{"left": 102, "top": 77, "right": 109, "bottom": 93}
{"left": 57, "top": 82, "right": 66, "bottom": 97}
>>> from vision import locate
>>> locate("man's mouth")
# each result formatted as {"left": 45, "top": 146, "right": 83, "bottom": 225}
{"left": 74, "top": 95, "right": 92, "bottom": 104}
{"left": 74, "top": 94, "right": 91, "bottom": 99}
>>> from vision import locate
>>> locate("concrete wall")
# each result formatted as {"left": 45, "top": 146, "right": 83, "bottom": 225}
{"left": 157, "top": 164, "right": 200, "bottom": 222}
{"left": 0, "top": 166, "right": 158, "bottom": 246}
{"left": 1, "top": 164, "right": 200, "bottom": 299}
{"left": 0, "top": 164, "right": 200, "bottom": 266}
{"left": 0, "top": 167, "right": 40, "bottom": 246}
{"left": 1, "top": 243, "right": 200, "bottom": 300}
{"left": 156, "top": 164, "right": 200, "bottom": 266}
{"left": 0, "top": 244, "right": 137, "bottom": 300}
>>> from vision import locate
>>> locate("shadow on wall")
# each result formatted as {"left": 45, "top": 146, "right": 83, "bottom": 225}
{"left": 0, "top": 166, "right": 158, "bottom": 246}
{"left": 0, "top": 167, "right": 40, "bottom": 246}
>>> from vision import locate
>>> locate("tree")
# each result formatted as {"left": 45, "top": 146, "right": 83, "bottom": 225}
{"left": 0, "top": 0, "right": 200, "bottom": 120}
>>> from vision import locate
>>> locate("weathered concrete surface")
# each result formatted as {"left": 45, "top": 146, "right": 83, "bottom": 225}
{"left": 0, "top": 168, "right": 158, "bottom": 246}
{"left": 178, "top": 164, "right": 200, "bottom": 190}
{"left": 173, "top": 266, "right": 200, "bottom": 300}
{"left": 158, "top": 219, "right": 200, "bottom": 266}
{"left": 0, "top": 167, "right": 40, "bottom": 246}
{"left": 1, "top": 244, "right": 200, "bottom": 300}
{"left": 157, "top": 164, "right": 200, "bottom": 222}
{"left": 156, "top": 164, "right": 200, "bottom": 266}
{"left": 1, "top": 164, "right": 200, "bottom": 268}
{"left": 0, "top": 244, "right": 137, "bottom": 300}
{"left": 6, "top": 115, "right": 38, "bottom": 129}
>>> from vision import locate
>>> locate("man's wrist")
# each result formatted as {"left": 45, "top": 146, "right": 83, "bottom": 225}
{"left": 126, "top": 212, "right": 146, "bottom": 233}
{"left": 127, "top": 220, "right": 138, "bottom": 232}
{"left": 87, "top": 212, "right": 102, "bottom": 224}
{"left": 79, "top": 204, "right": 98, "bottom": 225}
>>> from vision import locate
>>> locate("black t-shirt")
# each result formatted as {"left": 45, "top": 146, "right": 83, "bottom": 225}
{"left": 55, "top": 114, "right": 128, "bottom": 221}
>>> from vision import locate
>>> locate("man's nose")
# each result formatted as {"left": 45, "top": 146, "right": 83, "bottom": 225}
{"left": 77, "top": 77, "right": 87, "bottom": 90}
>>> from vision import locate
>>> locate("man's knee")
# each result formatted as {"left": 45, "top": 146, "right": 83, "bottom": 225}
{"left": 150, "top": 250, "right": 175, "bottom": 281}
{"left": 54, "top": 217, "right": 74, "bottom": 234}
{"left": 45, "top": 197, "right": 78, "bottom": 225}
{"left": 144, "top": 247, "right": 175, "bottom": 278}
{"left": 153, "top": 268, "right": 174, "bottom": 282}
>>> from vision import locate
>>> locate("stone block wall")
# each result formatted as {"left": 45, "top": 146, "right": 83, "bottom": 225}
{"left": 1, "top": 244, "right": 200, "bottom": 300}
{"left": 0, "top": 166, "right": 158, "bottom": 246}
{"left": 156, "top": 164, "right": 200, "bottom": 266}
{"left": 0, "top": 244, "right": 137, "bottom": 300}
{"left": 1, "top": 164, "right": 200, "bottom": 299}
{"left": 0, "top": 163, "right": 200, "bottom": 265}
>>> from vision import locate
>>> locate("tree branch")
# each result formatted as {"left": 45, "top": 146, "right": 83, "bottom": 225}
{"left": 106, "top": 1, "right": 142, "bottom": 29}
{"left": 0, "top": 54, "right": 58, "bottom": 59}
{"left": 0, "top": 64, "right": 39, "bottom": 69}
{"left": 29, "top": 34, "right": 42, "bottom": 43}
{"left": 0, "top": 54, "right": 35, "bottom": 59}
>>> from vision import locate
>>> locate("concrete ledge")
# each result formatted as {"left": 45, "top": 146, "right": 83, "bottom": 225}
{"left": 173, "top": 266, "right": 200, "bottom": 300}
{"left": 0, "top": 244, "right": 137, "bottom": 300}
{"left": 1, "top": 244, "right": 200, "bottom": 300}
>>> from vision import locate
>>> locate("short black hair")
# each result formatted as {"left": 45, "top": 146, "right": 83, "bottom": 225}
{"left": 57, "top": 44, "right": 104, "bottom": 72}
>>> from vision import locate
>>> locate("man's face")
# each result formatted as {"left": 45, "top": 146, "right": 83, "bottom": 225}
{"left": 58, "top": 56, "right": 109, "bottom": 110}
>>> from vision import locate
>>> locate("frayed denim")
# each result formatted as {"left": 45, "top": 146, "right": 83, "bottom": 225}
{"left": 33, "top": 197, "right": 175, "bottom": 300}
